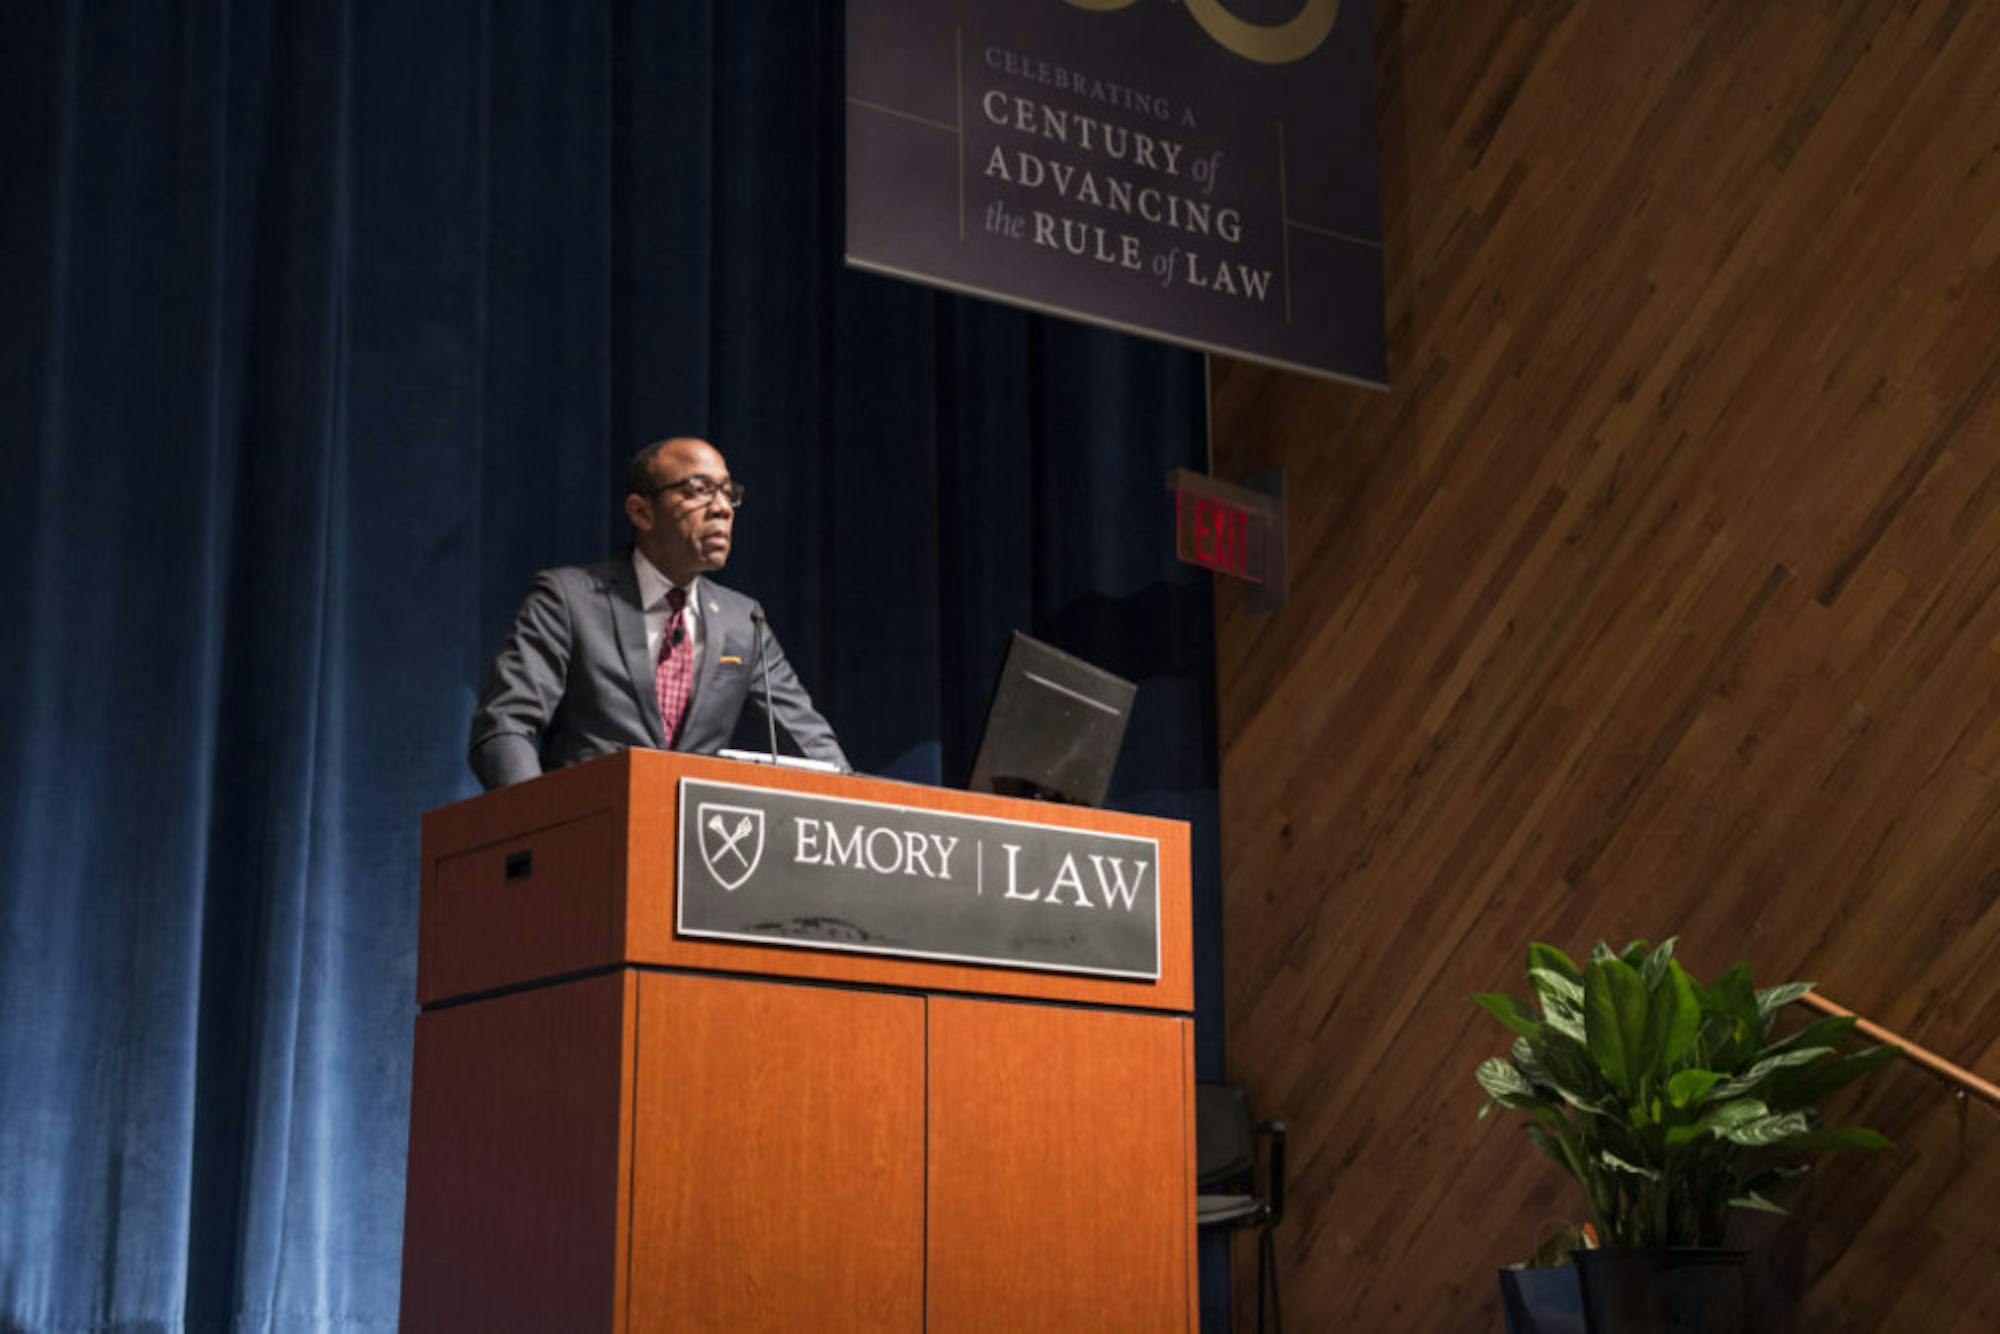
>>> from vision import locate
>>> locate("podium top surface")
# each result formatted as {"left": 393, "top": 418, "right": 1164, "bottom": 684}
{"left": 419, "top": 750, "right": 1194, "bottom": 1012}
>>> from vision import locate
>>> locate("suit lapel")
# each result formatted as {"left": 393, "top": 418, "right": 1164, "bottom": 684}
{"left": 601, "top": 558, "right": 668, "bottom": 749}
{"left": 689, "top": 580, "right": 726, "bottom": 720}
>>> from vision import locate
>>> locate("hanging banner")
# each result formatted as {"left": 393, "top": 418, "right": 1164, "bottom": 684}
{"left": 846, "top": 0, "right": 1386, "bottom": 387}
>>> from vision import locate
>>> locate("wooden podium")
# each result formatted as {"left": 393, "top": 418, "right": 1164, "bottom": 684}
{"left": 400, "top": 750, "right": 1196, "bottom": 1332}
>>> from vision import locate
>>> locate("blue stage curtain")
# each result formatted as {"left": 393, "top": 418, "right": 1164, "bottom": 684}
{"left": 0, "top": 2, "right": 1220, "bottom": 1328}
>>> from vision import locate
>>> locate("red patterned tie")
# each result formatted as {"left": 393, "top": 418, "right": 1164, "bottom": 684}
{"left": 655, "top": 586, "right": 693, "bottom": 746}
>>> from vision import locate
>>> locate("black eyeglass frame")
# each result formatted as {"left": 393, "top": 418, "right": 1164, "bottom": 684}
{"left": 642, "top": 475, "right": 745, "bottom": 508}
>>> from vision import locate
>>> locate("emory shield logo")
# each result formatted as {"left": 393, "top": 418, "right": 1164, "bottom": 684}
{"left": 696, "top": 802, "right": 766, "bottom": 892}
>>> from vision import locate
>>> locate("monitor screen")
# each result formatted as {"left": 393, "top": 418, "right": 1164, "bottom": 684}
{"left": 968, "top": 631, "right": 1136, "bottom": 808}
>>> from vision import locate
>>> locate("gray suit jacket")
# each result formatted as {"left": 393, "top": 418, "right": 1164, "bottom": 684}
{"left": 468, "top": 554, "right": 848, "bottom": 789}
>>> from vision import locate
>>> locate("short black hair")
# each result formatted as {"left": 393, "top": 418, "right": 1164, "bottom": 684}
{"left": 626, "top": 438, "right": 676, "bottom": 497}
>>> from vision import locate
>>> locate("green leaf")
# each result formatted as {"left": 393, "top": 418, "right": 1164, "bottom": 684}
{"left": 1530, "top": 966, "right": 1585, "bottom": 1009}
{"left": 1767, "top": 1126, "right": 1892, "bottom": 1153}
{"left": 1585, "top": 956, "right": 1653, "bottom": 1094}
{"left": 1477, "top": 1057, "right": 1547, "bottom": 1110}
{"left": 1524, "top": 1121, "right": 1575, "bottom": 1178}
{"left": 1764, "top": 1044, "right": 1902, "bottom": 1112}
{"left": 1521, "top": 1041, "right": 1609, "bottom": 1118}
{"left": 1738, "top": 1164, "right": 1810, "bottom": 1197}
{"left": 1709, "top": 964, "right": 1758, "bottom": 1026}
{"left": 1711, "top": 1046, "right": 1837, "bottom": 1101}
{"left": 1704, "top": 964, "right": 1761, "bottom": 1070}
{"left": 1765, "top": 1015, "right": 1857, "bottom": 1059}
{"left": 1527, "top": 942, "right": 1582, "bottom": 986}
{"left": 1599, "top": 1149, "right": 1661, "bottom": 1181}
{"left": 1671, "top": 1098, "right": 1765, "bottom": 1146}
{"left": 1694, "top": 1013, "right": 1739, "bottom": 1070}
{"left": 1474, "top": 992, "right": 1544, "bottom": 1040}
{"left": 1475, "top": 1057, "right": 1531, "bottom": 1099}
{"left": 1538, "top": 1033, "right": 1610, "bottom": 1111}
{"left": 1531, "top": 967, "right": 1588, "bottom": 1041}
{"left": 1618, "top": 939, "right": 1652, "bottom": 968}
{"left": 1756, "top": 981, "right": 1816, "bottom": 1019}
{"left": 1559, "top": 1087, "right": 1612, "bottom": 1117}
{"left": 1666, "top": 1068, "right": 1724, "bottom": 1107}
{"left": 1512, "top": 1038, "right": 1557, "bottom": 1093}
{"left": 1719, "top": 1110, "right": 1812, "bottom": 1146}
{"left": 1650, "top": 961, "right": 1702, "bottom": 1071}
{"left": 1728, "top": 1190, "right": 1792, "bottom": 1216}
{"left": 1699, "top": 1098, "right": 1769, "bottom": 1133}
{"left": 1640, "top": 937, "right": 1679, "bottom": 991}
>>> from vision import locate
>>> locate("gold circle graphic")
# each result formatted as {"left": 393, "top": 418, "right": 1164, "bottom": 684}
{"left": 1060, "top": 0, "right": 1340, "bottom": 65}
{"left": 1185, "top": 0, "right": 1341, "bottom": 65}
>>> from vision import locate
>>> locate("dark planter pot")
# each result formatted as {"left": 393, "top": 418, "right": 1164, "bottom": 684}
{"left": 1571, "top": 1247, "right": 1747, "bottom": 1334}
{"left": 1498, "top": 1264, "right": 1586, "bottom": 1334}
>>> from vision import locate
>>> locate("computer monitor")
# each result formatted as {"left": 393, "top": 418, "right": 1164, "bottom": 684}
{"left": 968, "top": 631, "right": 1136, "bottom": 808}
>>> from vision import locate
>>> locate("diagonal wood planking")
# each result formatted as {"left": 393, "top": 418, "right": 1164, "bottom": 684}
{"left": 1209, "top": 0, "right": 2000, "bottom": 1327}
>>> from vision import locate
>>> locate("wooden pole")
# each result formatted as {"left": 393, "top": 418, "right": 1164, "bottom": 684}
{"left": 1799, "top": 991, "right": 2000, "bottom": 1111}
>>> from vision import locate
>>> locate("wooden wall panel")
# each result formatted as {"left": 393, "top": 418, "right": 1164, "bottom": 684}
{"left": 1209, "top": 0, "right": 2000, "bottom": 1327}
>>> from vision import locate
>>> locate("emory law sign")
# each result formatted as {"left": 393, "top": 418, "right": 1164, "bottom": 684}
{"left": 676, "top": 778, "right": 1161, "bottom": 980}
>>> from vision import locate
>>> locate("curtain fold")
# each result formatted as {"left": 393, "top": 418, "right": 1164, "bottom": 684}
{"left": 0, "top": 3, "right": 1221, "bottom": 1327}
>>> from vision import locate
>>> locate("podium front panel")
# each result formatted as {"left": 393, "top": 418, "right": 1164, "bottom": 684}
{"left": 925, "top": 996, "right": 1198, "bottom": 1331}
{"left": 401, "top": 971, "right": 632, "bottom": 1332}
{"left": 626, "top": 972, "right": 925, "bottom": 1331}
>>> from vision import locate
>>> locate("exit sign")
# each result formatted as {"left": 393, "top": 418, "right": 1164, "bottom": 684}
{"left": 1183, "top": 492, "right": 1256, "bottom": 578}
{"left": 1168, "top": 468, "right": 1287, "bottom": 612}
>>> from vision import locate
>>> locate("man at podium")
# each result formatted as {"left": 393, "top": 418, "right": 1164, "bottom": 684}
{"left": 468, "top": 436, "right": 849, "bottom": 789}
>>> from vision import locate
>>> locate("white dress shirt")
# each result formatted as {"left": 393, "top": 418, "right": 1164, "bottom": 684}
{"left": 633, "top": 547, "right": 703, "bottom": 668}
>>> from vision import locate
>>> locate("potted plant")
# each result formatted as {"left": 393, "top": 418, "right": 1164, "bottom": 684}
{"left": 1474, "top": 939, "right": 1899, "bottom": 1333}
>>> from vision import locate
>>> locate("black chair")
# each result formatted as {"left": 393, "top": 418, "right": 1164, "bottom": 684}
{"left": 1196, "top": 1082, "right": 1286, "bottom": 1334}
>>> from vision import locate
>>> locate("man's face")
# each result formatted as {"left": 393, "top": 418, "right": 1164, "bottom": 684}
{"left": 626, "top": 438, "right": 736, "bottom": 584}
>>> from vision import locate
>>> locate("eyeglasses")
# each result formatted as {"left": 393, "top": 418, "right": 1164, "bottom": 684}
{"left": 645, "top": 474, "right": 745, "bottom": 509}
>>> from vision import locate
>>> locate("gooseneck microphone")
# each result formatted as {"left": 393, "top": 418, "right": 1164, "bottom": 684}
{"left": 750, "top": 607, "right": 779, "bottom": 763}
